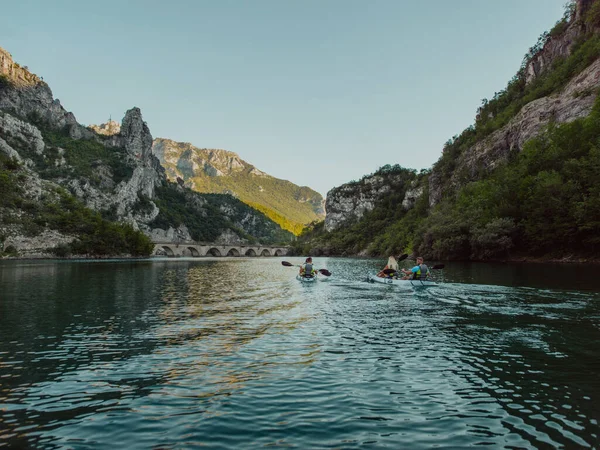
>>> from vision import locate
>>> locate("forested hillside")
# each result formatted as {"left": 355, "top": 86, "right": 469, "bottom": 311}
{"left": 293, "top": 0, "right": 600, "bottom": 261}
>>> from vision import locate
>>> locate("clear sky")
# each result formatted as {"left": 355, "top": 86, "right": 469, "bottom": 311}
{"left": 2, "top": 0, "right": 566, "bottom": 196}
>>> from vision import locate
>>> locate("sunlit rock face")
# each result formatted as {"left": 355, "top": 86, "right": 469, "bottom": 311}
{"left": 88, "top": 120, "right": 121, "bottom": 136}
{"left": 153, "top": 139, "right": 257, "bottom": 178}
{"left": 0, "top": 46, "right": 94, "bottom": 139}
{"left": 152, "top": 137, "right": 326, "bottom": 228}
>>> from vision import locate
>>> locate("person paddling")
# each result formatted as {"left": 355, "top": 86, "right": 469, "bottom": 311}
{"left": 401, "top": 257, "right": 430, "bottom": 280}
{"left": 377, "top": 255, "right": 399, "bottom": 278}
{"left": 299, "top": 257, "right": 317, "bottom": 278}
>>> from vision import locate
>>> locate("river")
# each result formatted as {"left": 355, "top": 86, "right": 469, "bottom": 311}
{"left": 1, "top": 257, "right": 599, "bottom": 449}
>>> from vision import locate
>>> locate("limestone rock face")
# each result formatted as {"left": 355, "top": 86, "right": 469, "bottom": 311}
{"left": 214, "top": 228, "right": 247, "bottom": 244}
{"left": 0, "top": 47, "right": 94, "bottom": 139}
{"left": 0, "top": 45, "right": 293, "bottom": 253}
{"left": 120, "top": 108, "right": 155, "bottom": 162}
{"left": 402, "top": 184, "right": 424, "bottom": 211}
{"left": 105, "top": 108, "right": 165, "bottom": 207}
{"left": 3, "top": 229, "right": 75, "bottom": 258}
{"left": 0, "top": 47, "right": 43, "bottom": 87}
{"left": 56, "top": 107, "right": 164, "bottom": 229}
{"left": 67, "top": 178, "right": 112, "bottom": 212}
{"left": 429, "top": 56, "right": 600, "bottom": 206}
{"left": 0, "top": 162, "right": 77, "bottom": 256}
{"left": 0, "top": 137, "right": 21, "bottom": 161}
{"left": 149, "top": 225, "right": 194, "bottom": 243}
{"left": 525, "top": 0, "right": 596, "bottom": 84}
{"left": 0, "top": 111, "right": 45, "bottom": 156}
{"left": 325, "top": 173, "right": 408, "bottom": 232}
{"left": 153, "top": 139, "right": 247, "bottom": 178}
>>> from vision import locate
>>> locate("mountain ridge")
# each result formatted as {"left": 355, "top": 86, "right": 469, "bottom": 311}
{"left": 0, "top": 46, "right": 292, "bottom": 258}
{"left": 151, "top": 137, "right": 325, "bottom": 235}
{"left": 293, "top": 0, "right": 600, "bottom": 261}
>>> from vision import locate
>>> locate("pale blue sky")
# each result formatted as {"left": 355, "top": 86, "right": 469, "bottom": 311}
{"left": 3, "top": 0, "right": 566, "bottom": 195}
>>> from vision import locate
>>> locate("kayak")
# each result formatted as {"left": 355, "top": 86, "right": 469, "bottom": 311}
{"left": 297, "top": 274, "right": 318, "bottom": 283}
{"left": 368, "top": 274, "right": 437, "bottom": 287}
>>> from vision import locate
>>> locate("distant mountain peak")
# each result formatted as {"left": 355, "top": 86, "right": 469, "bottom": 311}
{"left": 153, "top": 138, "right": 260, "bottom": 178}
{"left": 152, "top": 137, "right": 324, "bottom": 234}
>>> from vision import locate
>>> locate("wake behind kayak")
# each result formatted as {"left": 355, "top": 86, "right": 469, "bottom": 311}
{"left": 368, "top": 274, "right": 437, "bottom": 287}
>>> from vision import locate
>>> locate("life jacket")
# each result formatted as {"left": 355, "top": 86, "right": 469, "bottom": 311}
{"left": 412, "top": 264, "right": 429, "bottom": 280}
{"left": 301, "top": 263, "right": 315, "bottom": 277}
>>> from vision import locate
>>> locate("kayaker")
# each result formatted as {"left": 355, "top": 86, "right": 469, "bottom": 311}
{"left": 377, "top": 255, "right": 399, "bottom": 278}
{"left": 299, "top": 257, "right": 317, "bottom": 277}
{"left": 402, "top": 257, "right": 430, "bottom": 280}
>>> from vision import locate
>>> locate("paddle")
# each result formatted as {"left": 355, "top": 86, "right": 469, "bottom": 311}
{"left": 396, "top": 253, "right": 409, "bottom": 262}
{"left": 281, "top": 261, "right": 332, "bottom": 276}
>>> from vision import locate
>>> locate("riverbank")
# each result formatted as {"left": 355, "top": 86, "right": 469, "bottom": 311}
{"left": 288, "top": 250, "right": 600, "bottom": 265}
{"left": 0, "top": 253, "right": 152, "bottom": 261}
{"left": 3, "top": 249, "right": 599, "bottom": 265}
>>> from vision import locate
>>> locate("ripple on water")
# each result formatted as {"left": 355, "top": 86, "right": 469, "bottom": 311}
{"left": 0, "top": 258, "right": 599, "bottom": 449}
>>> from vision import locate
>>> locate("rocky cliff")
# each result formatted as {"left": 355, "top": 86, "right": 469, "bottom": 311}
{"left": 525, "top": 0, "right": 597, "bottom": 84}
{"left": 428, "top": 0, "right": 600, "bottom": 206}
{"left": 67, "top": 107, "right": 164, "bottom": 226}
{"left": 150, "top": 137, "right": 325, "bottom": 234}
{"left": 324, "top": 166, "right": 422, "bottom": 232}
{"left": 0, "top": 47, "right": 95, "bottom": 140}
{"left": 152, "top": 140, "right": 248, "bottom": 178}
{"left": 429, "top": 56, "right": 600, "bottom": 206}
{"left": 0, "top": 46, "right": 292, "bottom": 256}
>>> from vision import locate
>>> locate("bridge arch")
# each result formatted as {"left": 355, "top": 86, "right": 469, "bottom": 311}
{"left": 274, "top": 249, "right": 284, "bottom": 256}
{"left": 244, "top": 248, "right": 257, "bottom": 257}
{"left": 226, "top": 248, "right": 241, "bottom": 257}
{"left": 260, "top": 249, "right": 271, "bottom": 257}
{"left": 206, "top": 248, "right": 222, "bottom": 257}
{"left": 158, "top": 245, "right": 175, "bottom": 256}
{"left": 183, "top": 247, "right": 200, "bottom": 257}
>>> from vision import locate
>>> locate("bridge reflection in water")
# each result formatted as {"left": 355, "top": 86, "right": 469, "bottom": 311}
{"left": 153, "top": 242, "right": 289, "bottom": 257}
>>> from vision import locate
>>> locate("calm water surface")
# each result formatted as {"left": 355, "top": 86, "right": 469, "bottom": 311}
{"left": 1, "top": 258, "right": 599, "bottom": 449}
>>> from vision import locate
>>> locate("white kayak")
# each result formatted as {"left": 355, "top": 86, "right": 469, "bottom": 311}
{"left": 368, "top": 274, "right": 437, "bottom": 287}
{"left": 297, "top": 275, "right": 318, "bottom": 283}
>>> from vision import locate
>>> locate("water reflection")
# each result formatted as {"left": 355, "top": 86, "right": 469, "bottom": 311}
{"left": 0, "top": 258, "right": 599, "bottom": 449}
{"left": 406, "top": 284, "right": 600, "bottom": 448}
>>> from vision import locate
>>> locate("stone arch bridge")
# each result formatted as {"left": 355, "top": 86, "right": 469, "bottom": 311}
{"left": 153, "top": 241, "right": 289, "bottom": 258}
